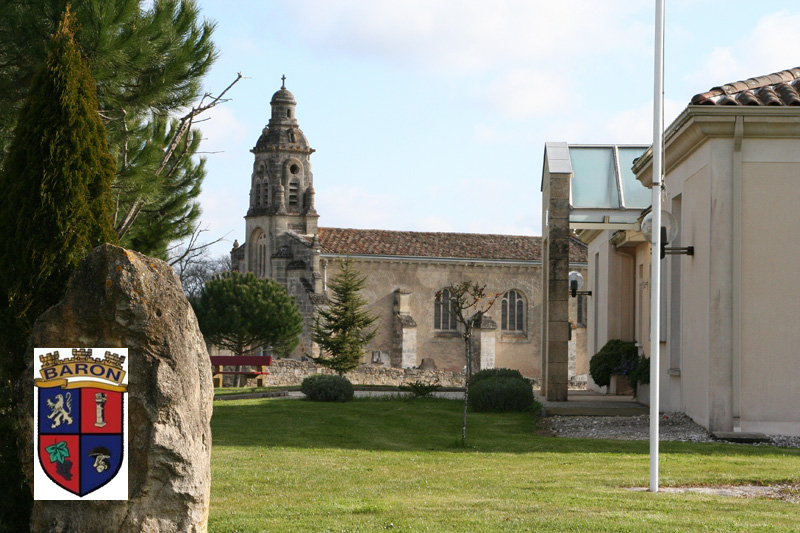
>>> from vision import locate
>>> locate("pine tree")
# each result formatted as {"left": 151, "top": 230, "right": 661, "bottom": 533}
{"left": 192, "top": 272, "right": 305, "bottom": 359}
{"left": 0, "top": 0, "right": 219, "bottom": 255}
{"left": 312, "top": 259, "right": 378, "bottom": 375}
{"left": 0, "top": 7, "right": 117, "bottom": 528}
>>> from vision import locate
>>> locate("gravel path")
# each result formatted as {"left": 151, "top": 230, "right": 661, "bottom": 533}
{"left": 546, "top": 413, "right": 800, "bottom": 503}
{"left": 545, "top": 412, "right": 800, "bottom": 448}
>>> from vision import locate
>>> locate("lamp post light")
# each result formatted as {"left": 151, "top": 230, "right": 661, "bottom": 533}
{"left": 641, "top": 210, "right": 694, "bottom": 260}
{"left": 568, "top": 271, "right": 592, "bottom": 298}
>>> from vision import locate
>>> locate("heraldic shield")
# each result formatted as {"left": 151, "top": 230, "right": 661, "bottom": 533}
{"left": 34, "top": 348, "right": 128, "bottom": 499}
{"left": 37, "top": 387, "right": 124, "bottom": 496}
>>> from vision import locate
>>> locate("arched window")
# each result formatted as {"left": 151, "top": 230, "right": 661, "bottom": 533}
{"left": 262, "top": 179, "right": 269, "bottom": 207}
{"left": 434, "top": 289, "right": 458, "bottom": 330}
{"left": 254, "top": 181, "right": 261, "bottom": 207}
{"left": 288, "top": 179, "right": 300, "bottom": 208}
{"left": 501, "top": 290, "right": 525, "bottom": 332}
{"left": 256, "top": 234, "right": 267, "bottom": 278}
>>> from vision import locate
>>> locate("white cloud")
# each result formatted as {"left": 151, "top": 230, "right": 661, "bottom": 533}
{"left": 686, "top": 10, "right": 800, "bottom": 91}
{"left": 199, "top": 105, "right": 250, "bottom": 161}
{"left": 282, "top": 0, "right": 649, "bottom": 74}
{"left": 603, "top": 99, "right": 684, "bottom": 144}
{"left": 411, "top": 215, "right": 454, "bottom": 233}
{"left": 482, "top": 68, "right": 572, "bottom": 120}
{"left": 317, "top": 185, "right": 400, "bottom": 229}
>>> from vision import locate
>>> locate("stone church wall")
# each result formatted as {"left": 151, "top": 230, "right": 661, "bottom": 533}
{"left": 322, "top": 256, "right": 587, "bottom": 380}
{"left": 240, "top": 358, "right": 467, "bottom": 388}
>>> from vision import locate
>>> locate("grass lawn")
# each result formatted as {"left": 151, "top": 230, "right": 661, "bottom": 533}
{"left": 210, "top": 397, "right": 799, "bottom": 532}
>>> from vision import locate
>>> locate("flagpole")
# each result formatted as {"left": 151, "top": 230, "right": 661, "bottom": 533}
{"left": 650, "top": 0, "right": 665, "bottom": 493}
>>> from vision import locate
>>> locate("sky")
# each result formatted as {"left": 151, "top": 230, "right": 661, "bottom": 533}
{"left": 189, "top": 1, "right": 800, "bottom": 257}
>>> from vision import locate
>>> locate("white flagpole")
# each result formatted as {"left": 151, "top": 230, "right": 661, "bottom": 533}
{"left": 650, "top": 0, "right": 665, "bottom": 493}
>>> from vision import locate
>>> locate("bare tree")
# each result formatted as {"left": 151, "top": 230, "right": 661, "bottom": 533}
{"left": 436, "top": 282, "right": 499, "bottom": 445}
{"left": 168, "top": 224, "right": 231, "bottom": 300}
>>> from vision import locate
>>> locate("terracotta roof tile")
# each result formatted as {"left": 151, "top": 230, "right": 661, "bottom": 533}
{"left": 691, "top": 67, "right": 800, "bottom": 106}
{"left": 317, "top": 227, "right": 588, "bottom": 263}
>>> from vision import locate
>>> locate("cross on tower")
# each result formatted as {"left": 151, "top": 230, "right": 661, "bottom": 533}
{"left": 281, "top": 75, "right": 286, "bottom": 89}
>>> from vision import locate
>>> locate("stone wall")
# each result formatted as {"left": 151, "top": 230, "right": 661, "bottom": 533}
{"left": 233, "top": 358, "right": 466, "bottom": 388}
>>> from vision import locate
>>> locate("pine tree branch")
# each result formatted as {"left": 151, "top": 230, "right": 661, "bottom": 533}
{"left": 115, "top": 73, "right": 243, "bottom": 239}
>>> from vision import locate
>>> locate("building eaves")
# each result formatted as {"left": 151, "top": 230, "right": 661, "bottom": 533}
{"left": 691, "top": 67, "right": 800, "bottom": 106}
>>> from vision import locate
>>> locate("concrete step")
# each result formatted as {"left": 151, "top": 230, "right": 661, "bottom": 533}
{"left": 712, "top": 431, "right": 771, "bottom": 444}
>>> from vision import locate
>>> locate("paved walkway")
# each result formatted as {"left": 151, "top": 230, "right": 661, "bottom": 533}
{"left": 535, "top": 390, "right": 648, "bottom": 417}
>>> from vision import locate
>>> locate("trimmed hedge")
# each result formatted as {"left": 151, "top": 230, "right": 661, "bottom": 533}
{"left": 468, "top": 377, "right": 535, "bottom": 412}
{"left": 300, "top": 374, "right": 354, "bottom": 402}
{"left": 470, "top": 367, "right": 526, "bottom": 387}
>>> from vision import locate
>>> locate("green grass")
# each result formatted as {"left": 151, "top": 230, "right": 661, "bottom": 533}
{"left": 210, "top": 397, "right": 800, "bottom": 532}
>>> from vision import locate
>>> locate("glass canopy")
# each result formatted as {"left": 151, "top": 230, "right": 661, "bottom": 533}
{"left": 567, "top": 144, "right": 650, "bottom": 228}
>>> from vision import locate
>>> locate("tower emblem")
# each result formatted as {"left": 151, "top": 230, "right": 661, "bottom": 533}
{"left": 33, "top": 348, "right": 128, "bottom": 500}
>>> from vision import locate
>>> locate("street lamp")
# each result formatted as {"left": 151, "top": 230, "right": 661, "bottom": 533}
{"left": 641, "top": 210, "right": 694, "bottom": 260}
{"left": 568, "top": 271, "right": 592, "bottom": 298}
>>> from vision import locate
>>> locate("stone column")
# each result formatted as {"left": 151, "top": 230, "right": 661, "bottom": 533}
{"left": 541, "top": 143, "right": 572, "bottom": 401}
{"left": 470, "top": 314, "right": 497, "bottom": 372}
{"left": 392, "top": 290, "right": 417, "bottom": 368}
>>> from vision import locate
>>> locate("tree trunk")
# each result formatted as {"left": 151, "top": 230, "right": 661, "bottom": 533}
{"left": 462, "top": 332, "right": 472, "bottom": 445}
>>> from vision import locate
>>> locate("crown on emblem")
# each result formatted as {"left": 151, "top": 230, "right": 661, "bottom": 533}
{"left": 70, "top": 348, "right": 94, "bottom": 362}
{"left": 38, "top": 349, "right": 126, "bottom": 371}
{"left": 39, "top": 351, "right": 61, "bottom": 368}
{"left": 102, "top": 351, "right": 126, "bottom": 370}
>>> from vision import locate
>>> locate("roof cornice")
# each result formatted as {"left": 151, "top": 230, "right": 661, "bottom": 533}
{"left": 634, "top": 105, "right": 800, "bottom": 187}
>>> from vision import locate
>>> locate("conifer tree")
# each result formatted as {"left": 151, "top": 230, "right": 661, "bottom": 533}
{"left": 0, "top": 7, "right": 117, "bottom": 528}
{"left": 0, "top": 6, "right": 118, "bottom": 365}
{"left": 312, "top": 259, "right": 378, "bottom": 375}
{"left": 192, "top": 272, "right": 305, "bottom": 360}
{"left": 0, "top": 0, "right": 220, "bottom": 256}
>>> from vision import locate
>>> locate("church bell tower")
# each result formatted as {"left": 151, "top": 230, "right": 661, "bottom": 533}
{"left": 231, "top": 78, "right": 324, "bottom": 357}
{"left": 235, "top": 77, "right": 320, "bottom": 279}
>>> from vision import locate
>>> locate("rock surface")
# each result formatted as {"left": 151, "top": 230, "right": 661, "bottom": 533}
{"left": 19, "top": 244, "right": 213, "bottom": 532}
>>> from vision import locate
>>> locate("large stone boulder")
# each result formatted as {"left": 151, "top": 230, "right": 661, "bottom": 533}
{"left": 18, "top": 244, "right": 214, "bottom": 532}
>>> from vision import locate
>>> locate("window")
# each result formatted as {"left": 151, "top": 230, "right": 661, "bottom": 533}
{"left": 434, "top": 289, "right": 458, "bottom": 330}
{"left": 288, "top": 179, "right": 300, "bottom": 208}
{"left": 256, "top": 234, "right": 267, "bottom": 278}
{"left": 253, "top": 182, "right": 261, "bottom": 207}
{"left": 501, "top": 290, "right": 525, "bottom": 332}
{"left": 261, "top": 179, "right": 269, "bottom": 206}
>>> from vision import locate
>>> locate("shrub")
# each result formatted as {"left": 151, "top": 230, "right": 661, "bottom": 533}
{"left": 628, "top": 355, "right": 650, "bottom": 397}
{"left": 468, "top": 377, "right": 535, "bottom": 413}
{"left": 470, "top": 368, "right": 526, "bottom": 387}
{"left": 399, "top": 379, "right": 441, "bottom": 399}
{"left": 300, "top": 374, "right": 354, "bottom": 402}
{"left": 589, "top": 339, "right": 639, "bottom": 388}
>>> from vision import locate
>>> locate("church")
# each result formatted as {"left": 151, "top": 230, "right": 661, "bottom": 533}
{"left": 230, "top": 81, "right": 588, "bottom": 380}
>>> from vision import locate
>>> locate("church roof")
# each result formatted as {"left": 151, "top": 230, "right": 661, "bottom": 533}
{"left": 318, "top": 227, "right": 588, "bottom": 263}
{"left": 691, "top": 67, "right": 800, "bottom": 106}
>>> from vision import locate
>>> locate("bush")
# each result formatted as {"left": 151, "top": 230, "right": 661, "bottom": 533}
{"left": 628, "top": 355, "right": 650, "bottom": 397}
{"left": 468, "top": 377, "right": 535, "bottom": 413}
{"left": 470, "top": 368, "right": 526, "bottom": 387}
{"left": 589, "top": 339, "right": 639, "bottom": 388}
{"left": 399, "top": 379, "right": 441, "bottom": 399}
{"left": 300, "top": 374, "right": 354, "bottom": 402}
